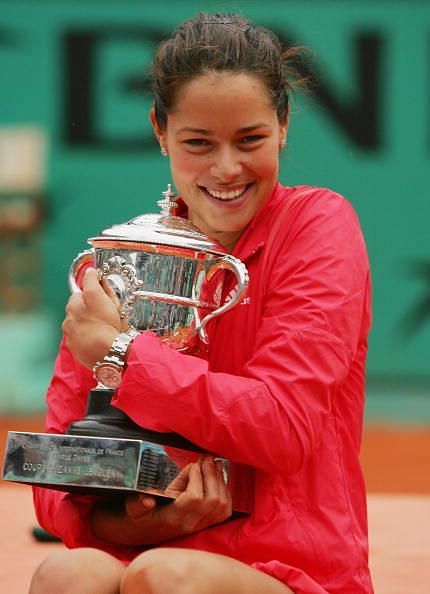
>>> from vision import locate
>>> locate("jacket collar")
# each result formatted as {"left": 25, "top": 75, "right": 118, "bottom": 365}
{"left": 173, "top": 182, "right": 288, "bottom": 263}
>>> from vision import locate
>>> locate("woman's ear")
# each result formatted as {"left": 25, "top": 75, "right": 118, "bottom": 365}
{"left": 279, "top": 116, "right": 289, "bottom": 149}
{"left": 149, "top": 107, "right": 167, "bottom": 149}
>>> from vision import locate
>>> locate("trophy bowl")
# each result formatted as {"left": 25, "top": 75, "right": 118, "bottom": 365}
{"left": 69, "top": 184, "right": 249, "bottom": 351}
{"left": 2, "top": 186, "right": 254, "bottom": 514}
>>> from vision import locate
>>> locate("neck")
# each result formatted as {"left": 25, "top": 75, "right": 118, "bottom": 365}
{"left": 219, "top": 231, "right": 243, "bottom": 252}
{"left": 209, "top": 229, "right": 244, "bottom": 253}
{"left": 189, "top": 216, "right": 243, "bottom": 253}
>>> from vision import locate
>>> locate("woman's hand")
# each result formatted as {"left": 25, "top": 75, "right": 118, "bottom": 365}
{"left": 128, "top": 457, "right": 232, "bottom": 535}
{"left": 62, "top": 268, "right": 124, "bottom": 369}
{"left": 90, "top": 457, "right": 232, "bottom": 546}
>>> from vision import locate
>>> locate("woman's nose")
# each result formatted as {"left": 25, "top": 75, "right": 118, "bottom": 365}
{"left": 209, "top": 146, "right": 243, "bottom": 181}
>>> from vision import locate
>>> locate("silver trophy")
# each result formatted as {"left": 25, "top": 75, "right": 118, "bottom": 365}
{"left": 3, "top": 185, "right": 254, "bottom": 514}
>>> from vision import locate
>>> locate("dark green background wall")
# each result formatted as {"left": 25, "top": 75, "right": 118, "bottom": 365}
{"left": 0, "top": 0, "right": 429, "bottom": 415}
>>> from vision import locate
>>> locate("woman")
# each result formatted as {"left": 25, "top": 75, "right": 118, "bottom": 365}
{"left": 30, "top": 12, "right": 373, "bottom": 594}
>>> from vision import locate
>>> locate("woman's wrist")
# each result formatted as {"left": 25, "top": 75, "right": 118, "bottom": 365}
{"left": 92, "top": 328, "right": 138, "bottom": 389}
{"left": 89, "top": 497, "right": 182, "bottom": 547}
{"left": 90, "top": 498, "right": 137, "bottom": 545}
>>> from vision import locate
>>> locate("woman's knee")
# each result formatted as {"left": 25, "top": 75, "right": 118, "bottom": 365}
{"left": 121, "top": 548, "right": 294, "bottom": 594}
{"left": 29, "top": 547, "right": 124, "bottom": 594}
{"left": 121, "top": 548, "right": 198, "bottom": 594}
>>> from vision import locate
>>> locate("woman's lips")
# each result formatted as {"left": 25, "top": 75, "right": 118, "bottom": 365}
{"left": 199, "top": 183, "right": 254, "bottom": 205}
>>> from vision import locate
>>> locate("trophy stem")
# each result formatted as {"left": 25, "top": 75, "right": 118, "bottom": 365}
{"left": 67, "top": 387, "right": 205, "bottom": 452}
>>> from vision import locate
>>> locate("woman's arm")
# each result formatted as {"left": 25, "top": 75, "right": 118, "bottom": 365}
{"left": 114, "top": 192, "right": 371, "bottom": 476}
{"left": 33, "top": 342, "right": 231, "bottom": 550}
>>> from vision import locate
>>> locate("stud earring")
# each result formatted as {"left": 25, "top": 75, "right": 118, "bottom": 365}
{"left": 280, "top": 138, "right": 286, "bottom": 149}
{"left": 160, "top": 146, "right": 168, "bottom": 157}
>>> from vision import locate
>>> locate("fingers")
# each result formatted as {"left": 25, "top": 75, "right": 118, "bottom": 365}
{"left": 171, "top": 461, "right": 204, "bottom": 510}
{"left": 201, "top": 457, "right": 232, "bottom": 522}
{"left": 164, "top": 463, "right": 193, "bottom": 497}
{"left": 82, "top": 269, "right": 110, "bottom": 309}
{"left": 61, "top": 272, "right": 122, "bottom": 367}
{"left": 81, "top": 269, "right": 118, "bottom": 309}
{"left": 81, "top": 269, "right": 117, "bottom": 314}
{"left": 200, "top": 457, "right": 220, "bottom": 503}
{"left": 101, "top": 276, "right": 121, "bottom": 307}
{"left": 125, "top": 493, "right": 157, "bottom": 520}
{"left": 169, "top": 457, "right": 232, "bottom": 534}
{"left": 67, "top": 268, "right": 121, "bottom": 326}
{"left": 62, "top": 292, "right": 85, "bottom": 336}
{"left": 81, "top": 267, "right": 100, "bottom": 290}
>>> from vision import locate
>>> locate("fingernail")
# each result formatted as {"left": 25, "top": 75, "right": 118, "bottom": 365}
{"left": 216, "top": 459, "right": 226, "bottom": 477}
{"left": 141, "top": 495, "right": 154, "bottom": 507}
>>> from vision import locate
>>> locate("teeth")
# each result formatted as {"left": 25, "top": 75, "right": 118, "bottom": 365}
{"left": 206, "top": 186, "right": 247, "bottom": 200}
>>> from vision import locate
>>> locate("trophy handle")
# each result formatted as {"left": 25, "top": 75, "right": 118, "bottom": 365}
{"left": 68, "top": 249, "right": 95, "bottom": 293}
{"left": 196, "top": 255, "right": 249, "bottom": 343}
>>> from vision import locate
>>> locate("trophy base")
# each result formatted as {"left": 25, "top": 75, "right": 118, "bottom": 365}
{"left": 2, "top": 389, "right": 254, "bottom": 514}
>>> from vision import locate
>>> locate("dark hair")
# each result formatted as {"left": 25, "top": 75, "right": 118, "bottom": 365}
{"left": 151, "top": 12, "right": 307, "bottom": 129}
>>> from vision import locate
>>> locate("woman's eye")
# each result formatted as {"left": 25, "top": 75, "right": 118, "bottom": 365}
{"left": 184, "top": 138, "right": 211, "bottom": 147}
{"left": 239, "top": 135, "right": 265, "bottom": 145}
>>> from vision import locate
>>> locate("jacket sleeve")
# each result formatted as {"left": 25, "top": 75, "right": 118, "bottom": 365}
{"left": 32, "top": 342, "right": 145, "bottom": 558}
{"left": 113, "top": 192, "right": 371, "bottom": 476}
{"left": 32, "top": 340, "right": 104, "bottom": 549}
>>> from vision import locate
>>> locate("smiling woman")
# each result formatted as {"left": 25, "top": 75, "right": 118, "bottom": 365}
{"left": 30, "top": 11, "right": 374, "bottom": 594}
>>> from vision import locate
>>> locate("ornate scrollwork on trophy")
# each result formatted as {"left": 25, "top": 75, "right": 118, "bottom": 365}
{"left": 101, "top": 255, "right": 143, "bottom": 320}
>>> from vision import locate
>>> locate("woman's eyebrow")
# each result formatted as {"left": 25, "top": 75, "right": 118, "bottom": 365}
{"left": 177, "top": 127, "right": 213, "bottom": 135}
{"left": 177, "top": 123, "right": 271, "bottom": 135}
{"left": 237, "top": 123, "right": 271, "bottom": 133}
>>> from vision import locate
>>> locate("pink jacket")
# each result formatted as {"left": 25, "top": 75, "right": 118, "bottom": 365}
{"left": 33, "top": 183, "right": 373, "bottom": 594}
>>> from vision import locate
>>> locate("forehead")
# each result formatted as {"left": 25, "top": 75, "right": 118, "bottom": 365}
{"left": 169, "top": 71, "right": 276, "bottom": 124}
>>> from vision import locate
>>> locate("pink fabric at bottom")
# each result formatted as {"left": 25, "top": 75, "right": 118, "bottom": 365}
{"left": 253, "top": 560, "right": 328, "bottom": 594}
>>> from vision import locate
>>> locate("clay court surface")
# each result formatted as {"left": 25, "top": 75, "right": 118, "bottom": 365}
{"left": 1, "top": 415, "right": 430, "bottom": 593}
